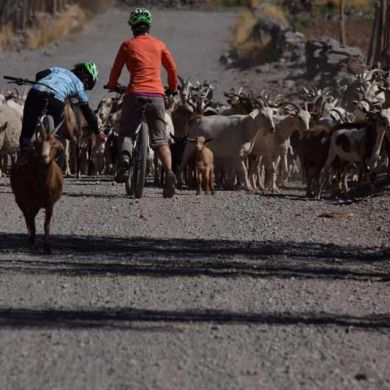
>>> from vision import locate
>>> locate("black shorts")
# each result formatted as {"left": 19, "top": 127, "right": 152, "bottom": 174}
{"left": 20, "top": 88, "right": 64, "bottom": 149}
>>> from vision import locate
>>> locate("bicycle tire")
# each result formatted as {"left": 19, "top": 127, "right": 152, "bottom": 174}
{"left": 125, "top": 164, "right": 135, "bottom": 196}
{"left": 133, "top": 122, "right": 149, "bottom": 199}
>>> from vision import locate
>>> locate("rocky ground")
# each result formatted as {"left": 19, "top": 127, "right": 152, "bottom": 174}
{"left": 0, "top": 6, "right": 389, "bottom": 390}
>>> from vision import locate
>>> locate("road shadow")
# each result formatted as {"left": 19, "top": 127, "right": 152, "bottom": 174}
{"left": 62, "top": 192, "right": 127, "bottom": 200}
{"left": 0, "top": 234, "right": 388, "bottom": 282}
{"left": 0, "top": 307, "right": 388, "bottom": 332}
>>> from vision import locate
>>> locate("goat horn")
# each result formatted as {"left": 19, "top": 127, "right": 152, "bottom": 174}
{"left": 255, "top": 96, "right": 267, "bottom": 107}
{"left": 279, "top": 102, "right": 300, "bottom": 113}
{"left": 52, "top": 119, "right": 65, "bottom": 136}
{"left": 367, "top": 68, "right": 385, "bottom": 81}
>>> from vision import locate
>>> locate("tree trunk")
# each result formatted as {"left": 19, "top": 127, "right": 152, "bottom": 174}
{"left": 339, "top": 0, "right": 347, "bottom": 46}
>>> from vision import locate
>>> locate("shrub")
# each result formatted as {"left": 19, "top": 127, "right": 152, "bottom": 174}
{"left": 230, "top": 4, "right": 288, "bottom": 66}
{"left": 25, "top": 5, "right": 87, "bottom": 50}
{"left": 0, "top": 24, "right": 13, "bottom": 52}
{"left": 315, "top": 0, "right": 371, "bottom": 13}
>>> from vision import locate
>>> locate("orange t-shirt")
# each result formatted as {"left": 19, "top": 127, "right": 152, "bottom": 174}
{"left": 108, "top": 34, "right": 178, "bottom": 95}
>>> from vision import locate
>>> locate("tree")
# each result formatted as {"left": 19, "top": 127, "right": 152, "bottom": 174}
{"left": 339, "top": 0, "right": 346, "bottom": 46}
{"left": 367, "top": 0, "right": 390, "bottom": 68}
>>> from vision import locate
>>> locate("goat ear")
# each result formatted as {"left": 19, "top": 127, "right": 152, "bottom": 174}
{"left": 249, "top": 109, "right": 259, "bottom": 119}
{"left": 187, "top": 138, "right": 196, "bottom": 143}
{"left": 205, "top": 138, "right": 212, "bottom": 143}
{"left": 55, "top": 138, "right": 65, "bottom": 151}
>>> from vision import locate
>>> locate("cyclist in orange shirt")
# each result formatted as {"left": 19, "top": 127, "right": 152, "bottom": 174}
{"left": 106, "top": 8, "right": 178, "bottom": 198}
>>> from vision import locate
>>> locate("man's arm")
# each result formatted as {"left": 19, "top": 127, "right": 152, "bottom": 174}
{"left": 79, "top": 103, "right": 99, "bottom": 134}
{"left": 162, "top": 44, "right": 178, "bottom": 92}
{"left": 107, "top": 43, "right": 126, "bottom": 91}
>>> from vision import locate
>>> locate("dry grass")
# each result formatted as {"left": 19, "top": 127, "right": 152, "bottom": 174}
{"left": 25, "top": 5, "right": 87, "bottom": 50}
{"left": 0, "top": 0, "right": 114, "bottom": 52}
{"left": 231, "top": 10, "right": 257, "bottom": 48}
{"left": 0, "top": 24, "right": 14, "bottom": 52}
{"left": 231, "top": 4, "right": 288, "bottom": 65}
{"left": 75, "top": 0, "right": 115, "bottom": 15}
{"left": 316, "top": 0, "right": 371, "bottom": 12}
{"left": 300, "top": 17, "right": 372, "bottom": 54}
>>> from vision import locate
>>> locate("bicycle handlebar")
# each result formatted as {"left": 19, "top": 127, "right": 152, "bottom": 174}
{"left": 3, "top": 75, "right": 35, "bottom": 85}
{"left": 103, "top": 84, "right": 126, "bottom": 94}
{"left": 164, "top": 87, "right": 178, "bottom": 97}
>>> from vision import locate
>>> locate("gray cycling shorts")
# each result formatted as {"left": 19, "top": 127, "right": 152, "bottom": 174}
{"left": 119, "top": 94, "right": 168, "bottom": 150}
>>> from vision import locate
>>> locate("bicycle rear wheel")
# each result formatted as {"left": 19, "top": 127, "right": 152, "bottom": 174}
{"left": 128, "top": 122, "right": 149, "bottom": 199}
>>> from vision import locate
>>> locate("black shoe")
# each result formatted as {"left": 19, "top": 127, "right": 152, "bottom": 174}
{"left": 114, "top": 159, "right": 130, "bottom": 183}
{"left": 163, "top": 171, "right": 176, "bottom": 198}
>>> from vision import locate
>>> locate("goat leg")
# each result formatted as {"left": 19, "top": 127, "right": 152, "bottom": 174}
{"left": 237, "top": 159, "right": 253, "bottom": 192}
{"left": 210, "top": 169, "right": 215, "bottom": 195}
{"left": 44, "top": 205, "right": 53, "bottom": 255}
{"left": 205, "top": 171, "right": 210, "bottom": 195}
{"left": 196, "top": 171, "right": 202, "bottom": 195}
{"left": 26, "top": 210, "right": 38, "bottom": 250}
{"left": 16, "top": 200, "right": 36, "bottom": 249}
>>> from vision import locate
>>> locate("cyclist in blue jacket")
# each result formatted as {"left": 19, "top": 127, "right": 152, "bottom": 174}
{"left": 19, "top": 62, "right": 104, "bottom": 157}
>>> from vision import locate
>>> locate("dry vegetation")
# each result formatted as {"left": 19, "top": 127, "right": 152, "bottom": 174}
{"left": 315, "top": 0, "right": 371, "bottom": 12}
{"left": 228, "top": 0, "right": 373, "bottom": 66}
{"left": 0, "top": 0, "right": 114, "bottom": 52}
{"left": 75, "top": 0, "right": 115, "bottom": 16}
{"left": 0, "top": 24, "right": 13, "bottom": 52}
{"left": 231, "top": 3, "right": 288, "bottom": 64}
{"left": 215, "top": 0, "right": 371, "bottom": 12}
{"left": 25, "top": 5, "right": 87, "bottom": 50}
{"left": 300, "top": 18, "right": 372, "bottom": 54}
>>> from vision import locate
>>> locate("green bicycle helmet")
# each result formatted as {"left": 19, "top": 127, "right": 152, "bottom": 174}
{"left": 83, "top": 61, "right": 99, "bottom": 89}
{"left": 128, "top": 8, "right": 152, "bottom": 27}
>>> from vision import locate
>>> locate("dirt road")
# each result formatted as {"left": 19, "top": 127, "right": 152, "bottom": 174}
{"left": 0, "top": 6, "right": 389, "bottom": 390}
{"left": 0, "top": 7, "right": 236, "bottom": 104}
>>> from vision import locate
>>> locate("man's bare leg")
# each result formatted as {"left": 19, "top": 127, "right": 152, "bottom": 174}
{"left": 158, "top": 144, "right": 172, "bottom": 172}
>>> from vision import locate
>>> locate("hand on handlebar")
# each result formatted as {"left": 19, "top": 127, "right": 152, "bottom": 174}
{"left": 103, "top": 83, "right": 126, "bottom": 94}
{"left": 165, "top": 88, "right": 177, "bottom": 97}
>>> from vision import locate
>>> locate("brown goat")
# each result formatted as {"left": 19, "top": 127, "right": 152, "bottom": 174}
{"left": 188, "top": 136, "right": 214, "bottom": 195}
{"left": 10, "top": 132, "right": 64, "bottom": 254}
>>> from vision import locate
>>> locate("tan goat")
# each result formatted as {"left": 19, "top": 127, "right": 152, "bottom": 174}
{"left": 10, "top": 131, "right": 64, "bottom": 254}
{"left": 188, "top": 136, "right": 214, "bottom": 195}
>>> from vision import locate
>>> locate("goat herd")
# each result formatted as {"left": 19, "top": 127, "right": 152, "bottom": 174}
{"left": 1, "top": 69, "right": 390, "bottom": 253}
{"left": 1, "top": 69, "right": 390, "bottom": 199}
{"left": 97, "top": 70, "right": 390, "bottom": 199}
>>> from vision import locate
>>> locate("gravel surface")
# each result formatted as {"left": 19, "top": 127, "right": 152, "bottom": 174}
{"left": 0, "top": 6, "right": 390, "bottom": 390}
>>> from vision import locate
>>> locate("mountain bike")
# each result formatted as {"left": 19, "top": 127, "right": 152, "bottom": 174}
{"left": 104, "top": 84, "right": 150, "bottom": 198}
{"left": 126, "top": 96, "right": 151, "bottom": 198}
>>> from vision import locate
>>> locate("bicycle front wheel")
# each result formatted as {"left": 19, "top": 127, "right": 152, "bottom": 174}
{"left": 132, "top": 122, "right": 149, "bottom": 199}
